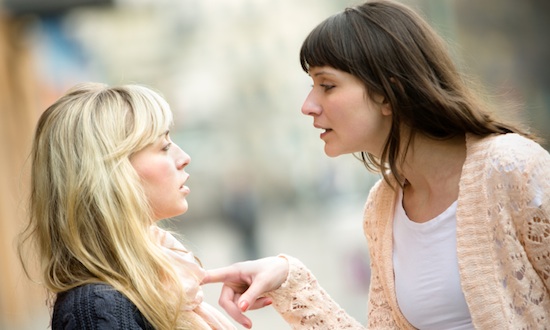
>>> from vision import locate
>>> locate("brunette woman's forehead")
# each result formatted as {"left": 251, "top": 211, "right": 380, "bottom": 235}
{"left": 309, "top": 68, "right": 337, "bottom": 77}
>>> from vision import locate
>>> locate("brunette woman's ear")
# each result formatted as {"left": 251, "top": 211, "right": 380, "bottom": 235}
{"left": 371, "top": 91, "right": 392, "bottom": 115}
{"left": 381, "top": 101, "right": 392, "bottom": 116}
{"left": 372, "top": 91, "right": 386, "bottom": 104}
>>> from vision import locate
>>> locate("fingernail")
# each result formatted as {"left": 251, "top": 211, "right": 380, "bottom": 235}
{"left": 239, "top": 300, "right": 249, "bottom": 312}
{"left": 264, "top": 299, "right": 273, "bottom": 307}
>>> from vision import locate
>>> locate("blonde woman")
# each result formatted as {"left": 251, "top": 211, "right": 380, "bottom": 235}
{"left": 18, "top": 83, "right": 238, "bottom": 329}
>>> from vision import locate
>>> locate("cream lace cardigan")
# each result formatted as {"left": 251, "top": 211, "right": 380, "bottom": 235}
{"left": 267, "top": 133, "right": 550, "bottom": 329}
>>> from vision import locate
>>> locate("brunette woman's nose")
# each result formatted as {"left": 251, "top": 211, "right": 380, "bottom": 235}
{"left": 301, "top": 91, "right": 321, "bottom": 116}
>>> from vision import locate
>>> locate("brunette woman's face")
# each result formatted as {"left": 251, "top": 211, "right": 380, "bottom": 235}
{"left": 130, "top": 131, "right": 191, "bottom": 221}
{"left": 301, "top": 66, "right": 392, "bottom": 157}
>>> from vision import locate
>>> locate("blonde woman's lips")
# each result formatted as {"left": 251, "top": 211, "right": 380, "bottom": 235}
{"left": 180, "top": 184, "right": 190, "bottom": 194}
{"left": 180, "top": 175, "right": 190, "bottom": 193}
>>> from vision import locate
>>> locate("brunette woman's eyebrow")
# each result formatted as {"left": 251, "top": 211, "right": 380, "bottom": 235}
{"left": 312, "top": 71, "right": 336, "bottom": 77}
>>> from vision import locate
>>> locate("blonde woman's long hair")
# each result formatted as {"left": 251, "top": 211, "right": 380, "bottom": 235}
{"left": 19, "top": 82, "right": 202, "bottom": 329}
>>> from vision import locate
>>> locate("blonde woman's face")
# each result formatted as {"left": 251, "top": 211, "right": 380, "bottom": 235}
{"left": 130, "top": 130, "right": 191, "bottom": 221}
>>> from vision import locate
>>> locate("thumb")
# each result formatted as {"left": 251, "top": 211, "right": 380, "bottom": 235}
{"left": 238, "top": 299, "right": 250, "bottom": 312}
{"left": 237, "top": 280, "right": 269, "bottom": 312}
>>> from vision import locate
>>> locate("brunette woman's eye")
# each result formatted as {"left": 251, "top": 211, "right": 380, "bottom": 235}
{"left": 320, "top": 84, "right": 335, "bottom": 91}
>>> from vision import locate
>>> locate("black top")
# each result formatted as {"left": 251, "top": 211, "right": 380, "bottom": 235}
{"left": 52, "top": 283, "right": 154, "bottom": 329}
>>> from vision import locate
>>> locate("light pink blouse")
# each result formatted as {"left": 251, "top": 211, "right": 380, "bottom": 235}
{"left": 150, "top": 226, "right": 236, "bottom": 329}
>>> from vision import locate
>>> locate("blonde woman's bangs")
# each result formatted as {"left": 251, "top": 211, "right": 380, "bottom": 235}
{"left": 102, "top": 85, "right": 173, "bottom": 161}
{"left": 122, "top": 86, "right": 174, "bottom": 153}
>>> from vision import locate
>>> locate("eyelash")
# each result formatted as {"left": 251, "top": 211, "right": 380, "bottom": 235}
{"left": 320, "top": 84, "right": 334, "bottom": 91}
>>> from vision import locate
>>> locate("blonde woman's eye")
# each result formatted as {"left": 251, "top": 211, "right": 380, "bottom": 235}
{"left": 162, "top": 143, "right": 172, "bottom": 151}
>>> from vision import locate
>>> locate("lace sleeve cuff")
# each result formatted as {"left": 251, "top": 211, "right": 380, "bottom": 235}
{"left": 266, "top": 254, "right": 365, "bottom": 329}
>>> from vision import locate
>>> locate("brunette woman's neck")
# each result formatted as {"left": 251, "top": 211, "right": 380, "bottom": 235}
{"left": 400, "top": 134, "right": 466, "bottom": 222}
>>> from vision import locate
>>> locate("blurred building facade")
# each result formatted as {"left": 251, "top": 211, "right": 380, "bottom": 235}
{"left": 0, "top": 0, "right": 548, "bottom": 328}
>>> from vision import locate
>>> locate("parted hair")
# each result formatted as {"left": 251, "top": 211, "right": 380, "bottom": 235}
{"left": 19, "top": 82, "right": 202, "bottom": 329}
{"left": 299, "top": 0, "right": 533, "bottom": 184}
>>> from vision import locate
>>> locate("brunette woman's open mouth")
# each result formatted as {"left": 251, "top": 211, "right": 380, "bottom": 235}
{"left": 320, "top": 128, "right": 333, "bottom": 139}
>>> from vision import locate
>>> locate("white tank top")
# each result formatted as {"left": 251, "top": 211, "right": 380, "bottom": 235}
{"left": 393, "top": 190, "right": 474, "bottom": 330}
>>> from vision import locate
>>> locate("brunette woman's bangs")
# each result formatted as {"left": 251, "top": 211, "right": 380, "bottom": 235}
{"left": 300, "top": 14, "right": 354, "bottom": 74}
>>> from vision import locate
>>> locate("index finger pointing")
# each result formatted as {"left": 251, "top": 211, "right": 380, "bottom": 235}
{"left": 201, "top": 267, "right": 232, "bottom": 285}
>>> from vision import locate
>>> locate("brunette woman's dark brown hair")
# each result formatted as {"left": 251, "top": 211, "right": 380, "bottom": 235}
{"left": 299, "top": 0, "right": 533, "bottom": 185}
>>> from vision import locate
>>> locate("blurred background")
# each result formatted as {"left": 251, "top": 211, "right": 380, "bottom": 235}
{"left": 1, "top": 0, "right": 548, "bottom": 329}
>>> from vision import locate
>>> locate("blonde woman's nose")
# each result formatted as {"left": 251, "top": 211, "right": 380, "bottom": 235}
{"left": 175, "top": 146, "right": 190, "bottom": 169}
